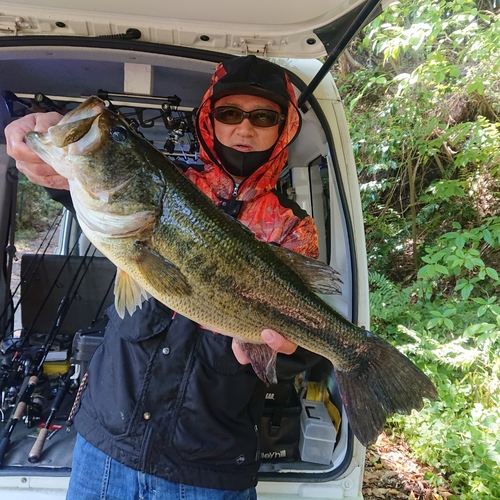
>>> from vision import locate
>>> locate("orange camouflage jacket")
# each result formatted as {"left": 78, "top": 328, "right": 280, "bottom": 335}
{"left": 182, "top": 61, "right": 319, "bottom": 259}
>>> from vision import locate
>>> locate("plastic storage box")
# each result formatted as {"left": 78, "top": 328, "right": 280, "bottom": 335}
{"left": 299, "top": 399, "right": 337, "bottom": 465}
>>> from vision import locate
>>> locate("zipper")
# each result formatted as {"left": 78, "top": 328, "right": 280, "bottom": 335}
{"left": 220, "top": 182, "right": 243, "bottom": 218}
{"left": 254, "top": 424, "right": 261, "bottom": 462}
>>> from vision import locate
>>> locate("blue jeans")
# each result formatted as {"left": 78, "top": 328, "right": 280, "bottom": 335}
{"left": 67, "top": 434, "right": 257, "bottom": 500}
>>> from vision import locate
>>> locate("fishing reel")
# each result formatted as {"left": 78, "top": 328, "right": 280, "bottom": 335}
{"left": 24, "top": 393, "right": 45, "bottom": 428}
{"left": 0, "top": 348, "right": 32, "bottom": 406}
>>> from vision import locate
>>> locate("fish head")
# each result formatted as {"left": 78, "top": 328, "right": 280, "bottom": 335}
{"left": 26, "top": 97, "right": 150, "bottom": 194}
{"left": 26, "top": 96, "right": 162, "bottom": 236}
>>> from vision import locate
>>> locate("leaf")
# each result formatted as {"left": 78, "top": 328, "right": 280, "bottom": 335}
{"left": 461, "top": 284, "right": 473, "bottom": 299}
{"left": 455, "top": 234, "right": 465, "bottom": 249}
{"left": 478, "top": 331, "right": 498, "bottom": 343}
{"left": 372, "top": 488, "right": 386, "bottom": 498}
{"left": 483, "top": 229, "right": 493, "bottom": 246}
{"left": 477, "top": 306, "right": 487, "bottom": 318}
{"left": 490, "top": 305, "right": 500, "bottom": 317}
{"left": 479, "top": 415, "right": 498, "bottom": 431}
{"left": 467, "top": 80, "right": 484, "bottom": 95}
{"left": 417, "top": 264, "right": 433, "bottom": 279}
{"left": 443, "top": 318, "right": 454, "bottom": 329}
{"left": 472, "top": 297, "right": 488, "bottom": 305}
{"left": 463, "top": 323, "right": 495, "bottom": 338}
{"left": 486, "top": 267, "right": 499, "bottom": 281}
{"left": 450, "top": 258, "right": 465, "bottom": 268}
{"left": 471, "top": 257, "right": 485, "bottom": 267}
{"left": 443, "top": 308, "right": 457, "bottom": 318}
{"left": 449, "top": 65, "right": 461, "bottom": 78}
{"left": 427, "top": 317, "right": 441, "bottom": 329}
{"left": 435, "top": 264, "right": 449, "bottom": 275}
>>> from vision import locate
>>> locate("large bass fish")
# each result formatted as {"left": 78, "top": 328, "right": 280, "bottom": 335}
{"left": 25, "top": 97, "right": 437, "bottom": 446}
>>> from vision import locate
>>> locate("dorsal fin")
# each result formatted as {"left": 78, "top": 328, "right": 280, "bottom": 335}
{"left": 270, "top": 245, "right": 342, "bottom": 295}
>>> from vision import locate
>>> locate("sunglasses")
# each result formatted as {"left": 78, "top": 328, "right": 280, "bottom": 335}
{"left": 212, "top": 106, "right": 286, "bottom": 128}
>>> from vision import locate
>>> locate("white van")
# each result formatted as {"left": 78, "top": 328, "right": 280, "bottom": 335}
{"left": 0, "top": 1, "right": 385, "bottom": 498}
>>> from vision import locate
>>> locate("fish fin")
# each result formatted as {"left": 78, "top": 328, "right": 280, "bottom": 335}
{"left": 134, "top": 241, "right": 192, "bottom": 297}
{"left": 333, "top": 331, "right": 438, "bottom": 446}
{"left": 114, "top": 268, "right": 150, "bottom": 318}
{"left": 270, "top": 245, "right": 342, "bottom": 295}
{"left": 236, "top": 341, "right": 278, "bottom": 385}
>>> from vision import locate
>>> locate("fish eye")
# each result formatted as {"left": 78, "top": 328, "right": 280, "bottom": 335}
{"left": 111, "top": 126, "right": 128, "bottom": 143}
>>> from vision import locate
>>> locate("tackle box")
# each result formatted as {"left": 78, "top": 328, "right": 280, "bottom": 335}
{"left": 299, "top": 399, "right": 338, "bottom": 465}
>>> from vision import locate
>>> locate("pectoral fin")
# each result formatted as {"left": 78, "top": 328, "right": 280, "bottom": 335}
{"left": 134, "top": 241, "right": 192, "bottom": 297}
{"left": 270, "top": 245, "right": 343, "bottom": 295}
{"left": 114, "top": 268, "right": 150, "bottom": 318}
{"left": 236, "top": 341, "right": 278, "bottom": 385}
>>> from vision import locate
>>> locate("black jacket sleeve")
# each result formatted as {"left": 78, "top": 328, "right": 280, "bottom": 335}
{"left": 276, "top": 347, "right": 323, "bottom": 381}
{"left": 45, "top": 187, "right": 75, "bottom": 215}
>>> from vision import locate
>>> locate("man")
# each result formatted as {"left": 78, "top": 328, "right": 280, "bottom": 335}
{"left": 5, "top": 55, "right": 321, "bottom": 500}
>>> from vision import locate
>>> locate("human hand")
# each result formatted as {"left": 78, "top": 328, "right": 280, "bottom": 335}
{"left": 5, "top": 112, "right": 69, "bottom": 190}
{"left": 232, "top": 329, "right": 297, "bottom": 365}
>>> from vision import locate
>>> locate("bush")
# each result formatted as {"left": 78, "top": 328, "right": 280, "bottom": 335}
{"left": 341, "top": 0, "right": 500, "bottom": 497}
{"left": 16, "top": 173, "right": 61, "bottom": 238}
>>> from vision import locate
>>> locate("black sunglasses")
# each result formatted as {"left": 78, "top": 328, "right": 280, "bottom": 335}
{"left": 212, "top": 106, "right": 286, "bottom": 128}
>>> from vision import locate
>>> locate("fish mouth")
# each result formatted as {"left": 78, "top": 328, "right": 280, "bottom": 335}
{"left": 48, "top": 96, "right": 106, "bottom": 149}
{"left": 25, "top": 96, "right": 108, "bottom": 178}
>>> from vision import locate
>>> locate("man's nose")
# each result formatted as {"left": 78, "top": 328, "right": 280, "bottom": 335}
{"left": 235, "top": 117, "right": 255, "bottom": 134}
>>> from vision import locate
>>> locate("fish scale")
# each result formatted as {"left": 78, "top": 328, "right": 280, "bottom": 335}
{"left": 25, "top": 96, "right": 438, "bottom": 447}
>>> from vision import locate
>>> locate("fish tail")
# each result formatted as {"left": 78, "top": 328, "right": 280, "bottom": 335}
{"left": 333, "top": 331, "right": 437, "bottom": 447}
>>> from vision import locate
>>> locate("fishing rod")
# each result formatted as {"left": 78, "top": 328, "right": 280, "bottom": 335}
{"left": 0, "top": 211, "right": 64, "bottom": 344}
{"left": 0, "top": 224, "right": 82, "bottom": 396}
{"left": 1, "top": 163, "right": 18, "bottom": 339}
{"left": 17, "top": 230, "right": 84, "bottom": 346}
{"left": 27, "top": 365, "right": 75, "bottom": 463}
{"left": 92, "top": 271, "right": 116, "bottom": 326}
{"left": 0, "top": 91, "right": 46, "bottom": 118}
{"left": 27, "top": 244, "right": 109, "bottom": 462}
{"left": 0, "top": 296, "right": 69, "bottom": 464}
{"left": 0, "top": 243, "right": 96, "bottom": 465}
{"left": 0, "top": 209, "right": 64, "bottom": 430}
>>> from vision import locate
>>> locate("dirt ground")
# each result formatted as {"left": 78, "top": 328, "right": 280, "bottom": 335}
{"left": 363, "top": 433, "right": 454, "bottom": 500}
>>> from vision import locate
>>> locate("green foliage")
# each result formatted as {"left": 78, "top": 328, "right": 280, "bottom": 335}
{"left": 417, "top": 217, "right": 500, "bottom": 300}
{"left": 368, "top": 271, "right": 420, "bottom": 338}
{"left": 340, "top": 0, "right": 500, "bottom": 497}
{"left": 16, "top": 173, "right": 60, "bottom": 232}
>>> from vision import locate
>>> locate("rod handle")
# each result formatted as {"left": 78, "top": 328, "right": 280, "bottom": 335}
{"left": 28, "top": 427, "right": 50, "bottom": 463}
{"left": 13, "top": 400, "right": 27, "bottom": 420}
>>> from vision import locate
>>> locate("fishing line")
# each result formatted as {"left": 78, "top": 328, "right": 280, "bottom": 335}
{"left": 13, "top": 229, "right": 85, "bottom": 350}
{"left": 0, "top": 241, "right": 98, "bottom": 464}
{"left": 90, "top": 270, "right": 116, "bottom": 326}
{"left": 0, "top": 211, "right": 64, "bottom": 342}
